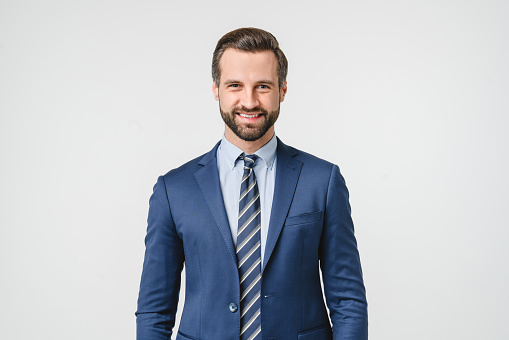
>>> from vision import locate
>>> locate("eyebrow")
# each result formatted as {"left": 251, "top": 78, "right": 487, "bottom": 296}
{"left": 257, "top": 80, "right": 276, "bottom": 86}
{"left": 223, "top": 79, "right": 276, "bottom": 86}
{"left": 223, "top": 80, "right": 240, "bottom": 85}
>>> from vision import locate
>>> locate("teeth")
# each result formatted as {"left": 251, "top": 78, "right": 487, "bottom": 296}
{"left": 239, "top": 113, "right": 260, "bottom": 118}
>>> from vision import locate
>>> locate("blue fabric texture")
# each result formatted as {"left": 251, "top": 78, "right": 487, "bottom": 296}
{"left": 136, "top": 138, "right": 368, "bottom": 340}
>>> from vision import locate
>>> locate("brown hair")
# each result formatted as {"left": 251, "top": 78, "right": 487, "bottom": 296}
{"left": 212, "top": 27, "right": 288, "bottom": 89}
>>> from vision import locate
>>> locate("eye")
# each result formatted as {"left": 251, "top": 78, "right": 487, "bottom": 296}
{"left": 228, "top": 84, "right": 240, "bottom": 88}
{"left": 258, "top": 84, "right": 271, "bottom": 90}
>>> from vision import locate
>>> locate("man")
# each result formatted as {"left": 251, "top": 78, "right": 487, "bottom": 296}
{"left": 136, "top": 27, "right": 368, "bottom": 340}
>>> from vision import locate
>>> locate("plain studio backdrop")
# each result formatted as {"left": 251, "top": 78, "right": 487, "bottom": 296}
{"left": 1, "top": 1, "right": 508, "bottom": 339}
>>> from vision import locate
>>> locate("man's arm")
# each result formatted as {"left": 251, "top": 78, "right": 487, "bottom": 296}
{"left": 136, "top": 175, "right": 185, "bottom": 339}
{"left": 320, "top": 165, "right": 368, "bottom": 340}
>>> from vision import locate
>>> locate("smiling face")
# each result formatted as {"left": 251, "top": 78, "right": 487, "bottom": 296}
{"left": 213, "top": 48, "right": 287, "bottom": 152}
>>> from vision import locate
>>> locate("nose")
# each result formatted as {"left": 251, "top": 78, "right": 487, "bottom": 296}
{"left": 240, "top": 88, "right": 259, "bottom": 110}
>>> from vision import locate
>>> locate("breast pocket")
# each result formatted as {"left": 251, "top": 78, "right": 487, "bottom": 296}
{"left": 297, "top": 324, "right": 332, "bottom": 339}
{"left": 284, "top": 210, "right": 322, "bottom": 227}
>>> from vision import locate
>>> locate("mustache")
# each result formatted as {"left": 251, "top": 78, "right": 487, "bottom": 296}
{"left": 232, "top": 106, "right": 268, "bottom": 115}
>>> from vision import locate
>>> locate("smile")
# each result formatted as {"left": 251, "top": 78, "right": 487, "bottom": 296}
{"left": 238, "top": 113, "right": 261, "bottom": 118}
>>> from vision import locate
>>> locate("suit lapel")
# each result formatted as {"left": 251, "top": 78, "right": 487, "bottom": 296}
{"left": 262, "top": 138, "right": 303, "bottom": 271}
{"left": 194, "top": 142, "right": 237, "bottom": 265}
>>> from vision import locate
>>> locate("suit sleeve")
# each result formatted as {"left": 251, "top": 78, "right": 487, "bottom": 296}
{"left": 320, "top": 165, "right": 368, "bottom": 340}
{"left": 136, "top": 175, "right": 185, "bottom": 339}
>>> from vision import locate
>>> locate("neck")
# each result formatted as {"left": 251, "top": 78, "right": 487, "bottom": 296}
{"left": 224, "top": 127, "right": 274, "bottom": 154}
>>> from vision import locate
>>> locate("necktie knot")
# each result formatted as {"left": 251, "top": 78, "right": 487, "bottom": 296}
{"left": 240, "top": 153, "right": 258, "bottom": 169}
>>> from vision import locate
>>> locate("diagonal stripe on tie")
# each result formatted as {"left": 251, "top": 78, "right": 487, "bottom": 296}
{"left": 247, "top": 326, "right": 261, "bottom": 340}
{"left": 237, "top": 153, "right": 262, "bottom": 340}
{"left": 241, "top": 291, "right": 260, "bottom": 317}
{"left": 238, "top": 240, "right": 260, "bottom": 267}
{"left": 241, "top": 308, "right": 261, "bottom": 335}
{"left": 239, "top": 178, "right": 257, "bottom": 201}
{"left": 240, "top": 258, "right": 261, "bottom": 283}
{"left": 237, "top": 237, "right": 261, "bottom": 269}
{"left": 240, "top": 272, "right": 261, "bottom": 301}
{"left": 238, "top": 192, "right": 260, "bottom": 219}
{"left": 238, "top": 208, "right": 261, "bottom": 236}
{"left": 237, "top": 223, "right": 261, "bottom": 252}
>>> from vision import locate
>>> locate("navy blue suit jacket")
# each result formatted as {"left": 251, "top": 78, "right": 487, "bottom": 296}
{"left": 136, "top": 138, "right": 368, "bottom": 339}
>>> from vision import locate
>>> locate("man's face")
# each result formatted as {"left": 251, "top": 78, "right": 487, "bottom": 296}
{"left": 213, "top": 48, "right": 287, "bottom": 142}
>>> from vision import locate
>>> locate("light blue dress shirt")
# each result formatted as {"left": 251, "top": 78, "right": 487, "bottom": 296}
{"left": 216, "top": 133, "right": 277, "bottom": 265}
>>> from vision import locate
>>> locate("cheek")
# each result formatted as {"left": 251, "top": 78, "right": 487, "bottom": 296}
{"left": 219, "top": 92, "right": 238, "bottom": 107}
{"left": 265, "top": 95, "right": 281, "bottom": 109}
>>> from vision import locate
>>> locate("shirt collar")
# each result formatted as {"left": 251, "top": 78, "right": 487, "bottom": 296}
{"left": 219, "top": 133, "right": 277, "bottom": 171}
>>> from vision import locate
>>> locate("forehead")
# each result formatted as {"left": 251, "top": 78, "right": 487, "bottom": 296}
{"left": 219, "top": 48, "right": 278, "bottom": 82}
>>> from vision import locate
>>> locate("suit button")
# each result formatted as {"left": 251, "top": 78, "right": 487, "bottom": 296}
{"left": 229, "top": 303, "right": 238, "bottom": 313}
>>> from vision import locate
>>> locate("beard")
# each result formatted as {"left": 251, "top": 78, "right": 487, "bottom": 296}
{"left": 220, "top": 104, "right": 280, "bottom": 142}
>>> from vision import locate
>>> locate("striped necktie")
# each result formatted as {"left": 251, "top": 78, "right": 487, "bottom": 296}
{"left": 237, "top": 153, "right": 262, "bottom": 340}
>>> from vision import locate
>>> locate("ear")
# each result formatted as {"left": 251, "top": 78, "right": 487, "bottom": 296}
{"left": 212, "top": 82, "right": 219, "bottom": 101}
{"left": 279, "top": 81, "right": 288, "bottom": 102}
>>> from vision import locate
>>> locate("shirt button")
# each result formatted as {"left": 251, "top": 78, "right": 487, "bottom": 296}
{"left": 229, "top": 303, "right": 238, "bottom": 313}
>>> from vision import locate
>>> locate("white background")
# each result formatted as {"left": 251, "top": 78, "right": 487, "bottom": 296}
{"left": 1, "top": 1, "right": 508, "bottom": 339}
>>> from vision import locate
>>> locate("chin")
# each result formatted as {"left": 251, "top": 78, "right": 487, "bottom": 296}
{"left": 235, "top": 130, "right": 266, "bottom": 142}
